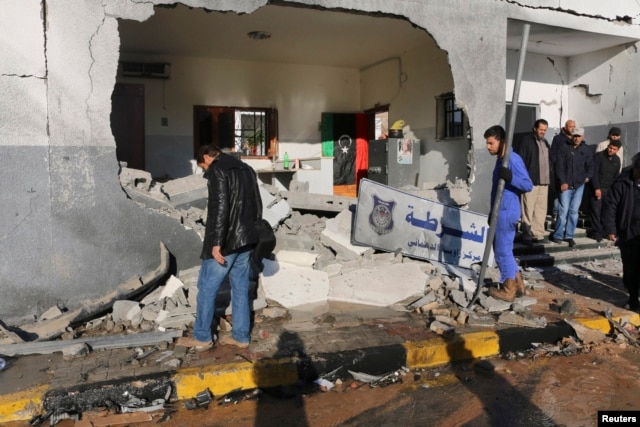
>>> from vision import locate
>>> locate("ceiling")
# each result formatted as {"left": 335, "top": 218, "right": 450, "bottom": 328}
{"left": 118, "top": 4, "right": 639, "bottom": 68}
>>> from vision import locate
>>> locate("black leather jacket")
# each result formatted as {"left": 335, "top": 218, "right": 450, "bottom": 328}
{"left": 201, "top": 153, "right": 261, "bottom": 259}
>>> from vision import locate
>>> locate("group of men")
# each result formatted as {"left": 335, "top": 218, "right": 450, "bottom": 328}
{"left": 487, "top": 121, "right": 640, "bottom": 311}
{"left": 515, "top": 119, "right": 622, "bottom": 247}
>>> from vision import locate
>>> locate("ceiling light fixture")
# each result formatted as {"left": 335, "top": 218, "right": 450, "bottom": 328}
{"left": 247, "top": 31, "right": 271, "bottom": 40}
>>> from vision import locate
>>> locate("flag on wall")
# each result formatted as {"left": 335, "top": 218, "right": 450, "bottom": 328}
{"left": 321, "top": 112, "right": 369, "bottom": 186}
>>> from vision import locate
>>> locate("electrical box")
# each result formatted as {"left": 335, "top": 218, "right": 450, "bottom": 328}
{"left": 367, "top": 138, "right": 420, "bottom": 188}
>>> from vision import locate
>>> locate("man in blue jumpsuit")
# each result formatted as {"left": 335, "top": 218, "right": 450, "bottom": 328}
{"left": 485, "top": 125, "right": 533, "bottom": 302}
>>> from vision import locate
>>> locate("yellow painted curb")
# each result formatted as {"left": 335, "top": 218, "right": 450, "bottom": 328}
{"left": 574, "top": 313, "right": 640, "bottom": 334}
{"left": 0, "top": 384, "right": 48, "bottom": 423}
{"left": 173, "top": 357, "right": 300, "bottom": 400}
{"left": 403, "top": 331, "right": 500, "bottom": 369}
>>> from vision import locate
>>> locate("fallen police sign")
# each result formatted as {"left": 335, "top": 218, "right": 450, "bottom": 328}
{"left": 352, "top": 179, "right": 494, "bottom": 269}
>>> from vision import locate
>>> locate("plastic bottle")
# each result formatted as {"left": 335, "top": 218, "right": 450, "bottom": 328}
{"left": 283, "top": 152, "right": 289, "bottom": 169}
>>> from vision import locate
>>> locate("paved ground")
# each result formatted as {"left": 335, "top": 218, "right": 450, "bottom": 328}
{"left": 0, "top": 257, "right": 638, "bottom": 424}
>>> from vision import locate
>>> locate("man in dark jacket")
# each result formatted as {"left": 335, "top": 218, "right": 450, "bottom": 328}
{"left": 602, "top": 155, "right": 640, "bottom": 310}
{"left": 550, "top": 127, "right": 593, "bottom": 247}
{"left": 588, "top": 139, "right": 621, "bottom": 242}
{"left": 514, "top": 119, "right": 551, "bottom": 244}
{"left": 180, "top": 145, "right": 261, "bottom": 350}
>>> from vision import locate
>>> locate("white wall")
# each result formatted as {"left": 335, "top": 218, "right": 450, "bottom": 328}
{"left": 118, "top": 55, "right": 360, "bottom": 179}
{"left": 506, "top": 50, "right": 568, "bottom": 137}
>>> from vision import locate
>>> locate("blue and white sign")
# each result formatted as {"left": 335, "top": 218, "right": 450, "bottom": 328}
{"left": 353, "top": 179, "right": 494, "bottom": 268}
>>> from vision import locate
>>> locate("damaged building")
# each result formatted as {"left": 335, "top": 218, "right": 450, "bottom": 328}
{"left": 2, "top": 0, "right": 640, "bottom": 323}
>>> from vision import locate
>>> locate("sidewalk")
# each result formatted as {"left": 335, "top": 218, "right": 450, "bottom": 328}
{"left": 1, "top": 281, "right": 639, "bottom": 424}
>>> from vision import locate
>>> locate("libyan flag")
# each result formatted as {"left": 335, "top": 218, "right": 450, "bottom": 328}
{"left": 321, "top": 112, "right": 368, "bottom": 186}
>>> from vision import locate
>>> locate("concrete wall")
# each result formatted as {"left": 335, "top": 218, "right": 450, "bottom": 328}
{"left": 2, "top": 0, "right": 640, "bottom": 323}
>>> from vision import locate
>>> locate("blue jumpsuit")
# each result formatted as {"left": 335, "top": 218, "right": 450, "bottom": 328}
{"left": 491, "top": 150, "right": 533, "bottom": 283}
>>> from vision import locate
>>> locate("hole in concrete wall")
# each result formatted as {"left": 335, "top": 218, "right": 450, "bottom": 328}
{"left": 112, "top": 3, "right": 465, "bottom": 186}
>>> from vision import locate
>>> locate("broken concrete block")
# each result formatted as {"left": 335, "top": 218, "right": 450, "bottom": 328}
{"left": 434, "top": 315, "right": 455, "bottom": 326}
{"left": 408, "top": 293, "right": 437, "bottom": 310}
{"left": 157, "top": 313, "right": 195, "bottom": 330}
{"left": 275, "top": 250, "right": 319, "bottom": 268}
{"left": 429, "top": 320, "right": 454, "bottom": 336}
{"left": 467, "top": 314, "right": 495, "bottom": 327}
{"left": 430, "top": 308, "right": 451, "bottom": 317}
{"left": 119, "top": 167, "right": 153, "bottom": 191}
{"left": 456, "top": 311, "right": 469, "bottom": 325}
{"left": 418, "top": 301, "right": 440, "bottom": 313}
{"left": 497, "top": 312, "right": 547, "bottom": 328}
{"left": 40, "top": 306, "right": 63, "bottom": 321}
{"left": 442, "top": 275, "right": 458, "bottom": 290}
{"left": 112, "top": 301, "right": 142, "bottom": 323}
{"left": 160, "top": 173, "right": 207, "bottom": 207}
{"left": 321, "top": 209, "right": 369, "bottom": 259}
{"left": 161, "top": 275, "right": 185, "bottom": 299}
{"left": 261, "top": 307, "right": 289, "bottom": 319}
{"left": 449, "top": 289, "right": 470, "bottom": 307}
{"left": 480, "top": 296, "right": 512, "bottom": 313}
{"left": 328, "top": 263, "right": 426, "bottom": 307}
{"left": 261, "top": 260, "right": 330, "bottom": 308}
{"left": 428, "top": 277, "right": 443, "bottom": 291}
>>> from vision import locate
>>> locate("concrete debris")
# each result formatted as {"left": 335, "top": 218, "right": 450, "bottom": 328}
{"left": 40, "top": 306, "right": 64, "bottom": 321}
{"left": 429, "top": 320, "right": 454, "bottom": 336}
{"left": 564, "top": 319, "right": 607, "bottom": 344}
{"left": 497, "top": 312, "right": 547, "bottom": 328}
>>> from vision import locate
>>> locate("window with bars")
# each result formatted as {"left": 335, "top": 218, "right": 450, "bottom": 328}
{"left": 436, "top": 93, "right": 467, "bottom": 140}
{"left": 193, "top": 105, "right": 278, "bottom": 157}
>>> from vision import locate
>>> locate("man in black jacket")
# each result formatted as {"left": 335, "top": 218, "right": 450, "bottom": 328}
{"left": 550, "top": 127, "right": 593, "bottom": 247}
{"left": 180, "top": 145, "right": 261, "bottom": 350}
{"left": 588, "top": 139, "right": 621, "bottom": 242}
{"left": 603, "top": 155, "right": 640, "bottom": 311}
{"left": 514, "top": 119, "right": 551, "bottom": 244}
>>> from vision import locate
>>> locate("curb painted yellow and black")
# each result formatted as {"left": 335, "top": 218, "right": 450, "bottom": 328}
{"left": 2, "top": 313, "right": 639, "bottom": 423}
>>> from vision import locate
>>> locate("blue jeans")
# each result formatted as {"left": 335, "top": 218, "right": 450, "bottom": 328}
{"left": 553, "top": 184, "right": 585, "bottom": 240}
{"left": 193, "top": 249, "right": 252, "bottom": 344}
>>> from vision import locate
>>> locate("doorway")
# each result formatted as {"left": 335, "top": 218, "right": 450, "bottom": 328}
{"left": 111, "top": 83, "right": 145, "bottom": 170}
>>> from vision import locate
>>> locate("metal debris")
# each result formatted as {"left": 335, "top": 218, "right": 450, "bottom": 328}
{"left": 185, "top": 388, "right": 214, "bottom": 410}
{"left": 218, "top": 388, "right": 262, "bottom": 406}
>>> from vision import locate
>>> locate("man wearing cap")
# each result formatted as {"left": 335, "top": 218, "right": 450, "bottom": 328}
{"left": 551, "top": 126, "right": 593, "bottom": 247}
{"left": 596, "top": 127, "right": 624, "bottom": 172}
{"left": 602, "top": 156, "right": 640, "bottom": 311}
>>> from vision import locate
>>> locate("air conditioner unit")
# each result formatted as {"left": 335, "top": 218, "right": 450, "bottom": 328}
{"left": 120, "top": 62, "right": 171, "bottom": 79}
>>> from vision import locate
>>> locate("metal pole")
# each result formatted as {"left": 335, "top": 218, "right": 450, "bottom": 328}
{"left": 468, "top": 23, "right": 530, "bottom": 308}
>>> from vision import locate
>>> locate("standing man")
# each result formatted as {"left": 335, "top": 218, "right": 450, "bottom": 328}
{"left": 549, "top": 120, "right": 576, "bottom": 218}
{"left": 588, "top": 139, "right": 621, "bottom": 242}
{"left": 484, "top": 125, "right": 533, "bottom": 302}
{"left": 514, "top": 119, "right": 551, "bottom": 245}
{"left": 602, "top": 155, "right": 640, "bottom": 311}
{"left": 551, "top": 127, "right": 593, "bottom": 247}
{"left": 595, "top": 127, "right": 624, "bottom": 172}
{"left": 180, "top": 144, "right": 260, "bottom": 350}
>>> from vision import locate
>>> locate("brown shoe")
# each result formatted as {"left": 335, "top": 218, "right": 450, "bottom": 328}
{"left": 176, "top": 336, "right": 213, "bottom": 351}
{"left": 219, "top": 335, "right": 249, "bottom": 349}
{"left": 489, "top": 278, "right": 517, "bottom": 302}
{"left": 515, "top": 271, "right": 526, "bottom": 297}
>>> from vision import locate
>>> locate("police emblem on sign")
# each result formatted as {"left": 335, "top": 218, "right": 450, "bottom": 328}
{"left": 369, "top": 195, "right": 395, "bottom": 234}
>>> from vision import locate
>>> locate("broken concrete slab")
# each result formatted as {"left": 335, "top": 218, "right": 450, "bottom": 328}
{"left": 497, "top": 312, "right": 547, "bottom": 328}
{"left": 16, "top": 242, "right": 170, "bottom": 342}
{"left": 160, "top": 173, "right": 207, "bottom": 208}
{"left": 328, "top": 263, "right": 426, "bottom": 307}
{"left": 112, "top": 301, "right": 142, "bottom": 323}
{"left": 261, "top": 260, "right": 330, "bottom": 308}
{"left": 119, "top": 166, "right": 153, "bottom": 191}
{"left": 321, "top": 209, "right": 369, "bottom": 260}
{"left": 565, "top": 319, "right": 607, "bottom": 344}
{"left": 275, "top": 250, "right": 319, "bottom": 268}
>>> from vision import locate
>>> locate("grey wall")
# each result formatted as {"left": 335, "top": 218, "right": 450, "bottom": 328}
{"left": 2, "top": 0, "right": 640, "bottom": 323}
